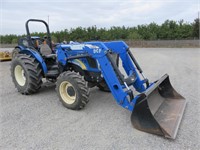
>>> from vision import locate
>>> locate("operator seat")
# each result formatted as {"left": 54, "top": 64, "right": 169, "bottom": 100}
{"left": 39, "top": 43, "right": 56, "bottom": 59}
{"left": 40, "top": 43, "right": 58, "bottom": 73}
{"left": 40, "top": 44, "right": 51, "bottom": 55}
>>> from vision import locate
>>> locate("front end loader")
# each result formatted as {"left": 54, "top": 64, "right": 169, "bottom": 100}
{"left": 10, "top": 19, "right": 186, "bottom": 139}
{"left": 78, "top": 41, "right": 186, "bottom": 139}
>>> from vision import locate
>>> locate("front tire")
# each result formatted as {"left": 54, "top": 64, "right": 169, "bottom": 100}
{"left": 56, "top": 71, "right": 90, "bottom": 110}
{"left": 10, "top": 54, "right": 43, "bottom": 94}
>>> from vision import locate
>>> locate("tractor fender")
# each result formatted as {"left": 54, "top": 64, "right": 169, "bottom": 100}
{"left": 15, "top": 45, "right": 26, "bottom": 51}
{"left": 19, "top": 49, "right": 48, "bottom": 74}
{"left": 69, "top": 59, "right": 87, "bottom": 70}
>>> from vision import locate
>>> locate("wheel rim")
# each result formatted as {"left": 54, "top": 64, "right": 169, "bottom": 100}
{"left": 59, "top": 81, "right": 76, "bottom": 104}
{"left": 14, "top": 65, "right": 26, "bottom": 86}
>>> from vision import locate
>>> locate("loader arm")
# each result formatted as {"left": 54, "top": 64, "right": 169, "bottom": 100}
{"left": 84, "top": 41, "right": 147, "bottom": 111}
{"left": 84, "top": 41, "right": 186, "bottom": 139}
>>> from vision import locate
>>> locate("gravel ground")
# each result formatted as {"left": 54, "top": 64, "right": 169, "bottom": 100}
{"left": 0, "top": 48, "right": 200, "bottom": 150}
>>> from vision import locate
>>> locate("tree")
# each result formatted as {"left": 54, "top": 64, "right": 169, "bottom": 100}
{"left": 0, "top": 19, "right": 198, "bottom": 43}
{"left": 51, "top": 35, "right": 58, "bottom": 43}
{"left": 12, "top": 38, "right": 18, "bottom": 44}
{"left": 193, "top": 18, "right": 199, "bottom": 39}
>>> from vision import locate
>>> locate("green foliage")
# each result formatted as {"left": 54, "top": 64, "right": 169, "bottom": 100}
{"left": 0, "top": 19, "right": 198, "bottom": 44}
{"left": 0, "top": 34, "right": 20, "bottom": 44}
{"left": 11, "top": 38, "right": 18, "bottom": 44}
{"left": 192, "top": 18, "right": 199, "bottom": 38}
{"left": 128, "top": 31, "right": 142, "bottom": 40}
{"left": 51, "top": 35, "right": 58, "bottom": 43}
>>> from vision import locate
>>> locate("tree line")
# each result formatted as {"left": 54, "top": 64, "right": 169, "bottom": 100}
{"left": 0, "top": 18, "right": 199, "bottom": 44}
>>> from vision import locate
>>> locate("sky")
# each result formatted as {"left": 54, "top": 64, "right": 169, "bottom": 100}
{"left": 0, "top": 0, "right": 199, "bottom": 35}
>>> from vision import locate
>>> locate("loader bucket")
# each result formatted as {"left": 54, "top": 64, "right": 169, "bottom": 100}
{"left": 131, "top": 74, "right": 186, "bottom": 139}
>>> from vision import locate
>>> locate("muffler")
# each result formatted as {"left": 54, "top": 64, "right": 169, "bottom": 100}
{"left": 131, "top": 74, "right": 186, "bottom": 139}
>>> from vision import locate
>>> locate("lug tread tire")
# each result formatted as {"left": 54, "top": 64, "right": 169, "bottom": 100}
{"left": 11, "top": 48, "right": 20, "bottom": 58}
{"left": 56, "top": 71, "right": 90, "bottom": 110}
{"left": 11, "top": 54, "right": 43, "bottom": 94}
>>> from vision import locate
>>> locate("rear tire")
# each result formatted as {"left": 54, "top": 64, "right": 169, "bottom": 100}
{"left": 12, "top": 48, "right": 20, "bottom": 58}
{"left": 10, "top": 54, "right": 43, "bottom": 94}
{"left": 56, "top": 71, "right": 90, "bottom": 110}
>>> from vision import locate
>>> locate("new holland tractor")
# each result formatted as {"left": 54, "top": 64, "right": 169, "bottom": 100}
{"left": 11, "top": 19, "right": 187, "bottom": 139}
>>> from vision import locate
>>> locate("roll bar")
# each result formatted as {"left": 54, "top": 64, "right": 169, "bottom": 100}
{"left": 25, "top": 19, "right": 52, "bottom": 49}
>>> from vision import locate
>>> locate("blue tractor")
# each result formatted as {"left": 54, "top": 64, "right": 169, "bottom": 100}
{"left": 11, "top": 19, "right": 186, "bottom": 139}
